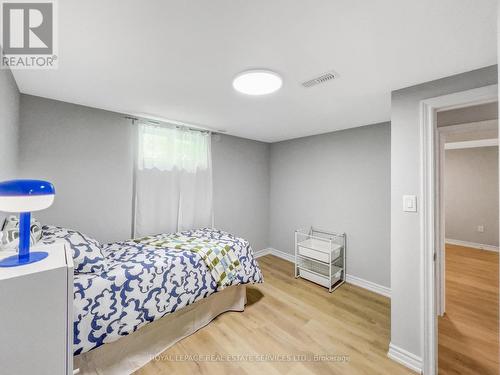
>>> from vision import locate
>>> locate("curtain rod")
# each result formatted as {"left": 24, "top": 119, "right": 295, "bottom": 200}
{"left": 124, "top": 115, "right": 213, "bottom": 134}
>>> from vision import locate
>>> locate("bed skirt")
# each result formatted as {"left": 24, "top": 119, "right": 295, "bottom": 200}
{"left": 74, "top": 285, "right": 247, "bottom": 375}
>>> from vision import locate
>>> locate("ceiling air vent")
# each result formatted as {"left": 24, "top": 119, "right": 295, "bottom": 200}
{"left": 301, "top": 71, "right": 338, "bottom": 88}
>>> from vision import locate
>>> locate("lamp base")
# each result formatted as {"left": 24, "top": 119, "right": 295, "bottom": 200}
{"left": 0, "top": 251, "right": 49, "bottom": 267}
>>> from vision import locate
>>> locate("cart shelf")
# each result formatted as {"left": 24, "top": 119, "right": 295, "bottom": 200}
{"left": 294, "top": 227, "right": 346, "bottom": 293}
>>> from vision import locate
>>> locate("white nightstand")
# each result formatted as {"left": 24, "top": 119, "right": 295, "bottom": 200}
{"left": 0, "top": 243, "right": 73, "bottom": 375}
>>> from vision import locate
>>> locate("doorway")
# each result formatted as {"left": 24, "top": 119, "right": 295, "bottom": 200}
{"left": 419, "top": 84, "right": 498, "bottom": 375}
{"left": 436, "top": 104, "right": 499, "bottom": 375}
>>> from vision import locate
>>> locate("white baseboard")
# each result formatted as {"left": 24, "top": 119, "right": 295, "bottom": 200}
{"left": 256, "top": 248, "right": 391, "bottom": 298}
{"left": 387, "top": 343, "right": 422, "bottom": 374}
{"left": 253, "top": 248, "right": 272, "bottom": 258}
{"left": 266, "top": 247, "right": 295, "bottom": 263}
{"left": 445, "top": 238, "right": 499, "bottom": 252}
{"left": 345, "top": 274, "right": 391, "bottom": 298}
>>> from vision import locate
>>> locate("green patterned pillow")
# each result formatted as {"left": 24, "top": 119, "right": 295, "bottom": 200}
{"left": 0, "top": 215, "right": 42, "bottom": 249}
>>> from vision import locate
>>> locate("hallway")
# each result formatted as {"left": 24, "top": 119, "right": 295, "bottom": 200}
{"left": 438, "top": 244, "right": 499, "bottom": 375}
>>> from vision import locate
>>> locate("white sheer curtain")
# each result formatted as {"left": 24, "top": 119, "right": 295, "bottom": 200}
{"left": 134, "top": 123, "right": 213, "bottom": 237}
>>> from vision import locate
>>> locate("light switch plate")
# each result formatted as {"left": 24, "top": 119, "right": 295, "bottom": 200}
{"left": 403, "top": 195, "right": 417, "bottom": 212}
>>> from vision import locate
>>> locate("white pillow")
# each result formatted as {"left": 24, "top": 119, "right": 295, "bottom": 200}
{"left": 0, "top": 215, "right": 42, "bottom": 249}
{"left": 41, "top": 225, "right": 108, "bottom": 274}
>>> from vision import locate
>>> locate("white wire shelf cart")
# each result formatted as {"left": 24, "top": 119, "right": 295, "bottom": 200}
{"left": 294, "top": 227, "right": 346, "bottom": 293}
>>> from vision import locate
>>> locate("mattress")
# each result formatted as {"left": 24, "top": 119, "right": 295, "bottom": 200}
{"left": 73, "top": 228, "right": 263, "bottom": 355}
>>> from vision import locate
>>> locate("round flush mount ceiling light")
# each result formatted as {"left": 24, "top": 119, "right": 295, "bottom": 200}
{"left": 232, "top": 69, "right": 282, "bottom": 95}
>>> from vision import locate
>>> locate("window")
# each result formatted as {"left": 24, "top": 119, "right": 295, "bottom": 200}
{"left": 137, "top": 123, "right": 210, "bottom": 173}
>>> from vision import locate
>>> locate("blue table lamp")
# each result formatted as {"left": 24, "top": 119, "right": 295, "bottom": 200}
{"left": 0, "top": 179, "right": 55, "bottom": 267}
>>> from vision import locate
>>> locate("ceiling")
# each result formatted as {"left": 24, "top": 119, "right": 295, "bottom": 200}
{"left": 11, "top": 0, "right": 498, "bottom": 142}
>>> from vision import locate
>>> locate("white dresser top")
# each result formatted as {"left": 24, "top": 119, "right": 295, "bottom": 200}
{"left": 0, "top": 243, "right": 69, "bottom": 281}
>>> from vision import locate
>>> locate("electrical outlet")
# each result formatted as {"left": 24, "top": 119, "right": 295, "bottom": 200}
{"left": 477, "top": 225, "right": 485, "bottom": 233}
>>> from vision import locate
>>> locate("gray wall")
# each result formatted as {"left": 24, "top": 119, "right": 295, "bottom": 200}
{"left": 18, "top": 95, "right": 134, "bottom": 243}
{"left": 212, "top": 134, "right": 270, "bottom": 252}
{"left": 0, "top": 67, "right": 20, "bottom": 223}
{"left": 390, "top": 65, "right": 497, "bottom": 358}
{"left": 445, "top": 147, "right": 499, "bottom": 246}
{"left": 269, "top": 122, "right": 391, "bottom": 287}
{"left": 437, "top": 101, "right": 498, "bottom": 126}
{"left": 0, "top": 68, "right": 20, "bottom": 180}
{"left": 18, "top": 95, "right": 271, "bottom": 249}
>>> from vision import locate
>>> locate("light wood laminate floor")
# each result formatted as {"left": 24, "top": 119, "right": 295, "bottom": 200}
{"left": 137, "top": 255, "right": 413, "bottom": 375}
{"left": 438, "top": 244, "right": 499, "bottom": 375}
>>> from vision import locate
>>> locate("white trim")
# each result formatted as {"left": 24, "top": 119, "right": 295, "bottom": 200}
{"left": 429, "top": 85, "right": 498, "bottom": 111}
{"left": 253, "top": 248, "right": 271, "bottom": 258}
{"left": 256, "top": 248, "right": 391, "bottom": 298}
{"left": 420, "top": 97, "right": 438, "bottom": 375}
{"left": 271, "top": 247, "right": 296, "bottom": 263}
{"left": 444, "top": 138, "right": 498, "bottom": 150}
{"left": 256, "top": 247, "right": 295, "bottom": 263}
{"left": 445, "top": 238, "right": 499, "bottom": 252}
{"left": 345, "top": 274, "right": 391, "bottom": 298}
{"left": 436, "top": 129, "right": 446, "bottom": 317}
{"left": 387, "top": 343, "right": 423, "bottom": 374}
{"left": 419, "top": 84, "right": 498, "bottom": 375}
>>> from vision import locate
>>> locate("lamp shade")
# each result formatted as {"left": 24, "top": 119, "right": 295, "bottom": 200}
{"left": 0, "top": 179, "right": 55, "bottom": 213}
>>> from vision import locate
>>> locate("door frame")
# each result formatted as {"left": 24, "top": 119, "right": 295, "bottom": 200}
{"left": 420, "top": 84, "right": 497, "bottom": 375}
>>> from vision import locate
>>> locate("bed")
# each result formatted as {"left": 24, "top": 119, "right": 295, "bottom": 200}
{"left": 41, "top": 226, "right": 263, "bottom": 374}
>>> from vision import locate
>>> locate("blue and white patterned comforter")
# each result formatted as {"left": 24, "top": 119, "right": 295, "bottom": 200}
{"left": 73, "top": 228, "right": 263, "bottom": 355}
